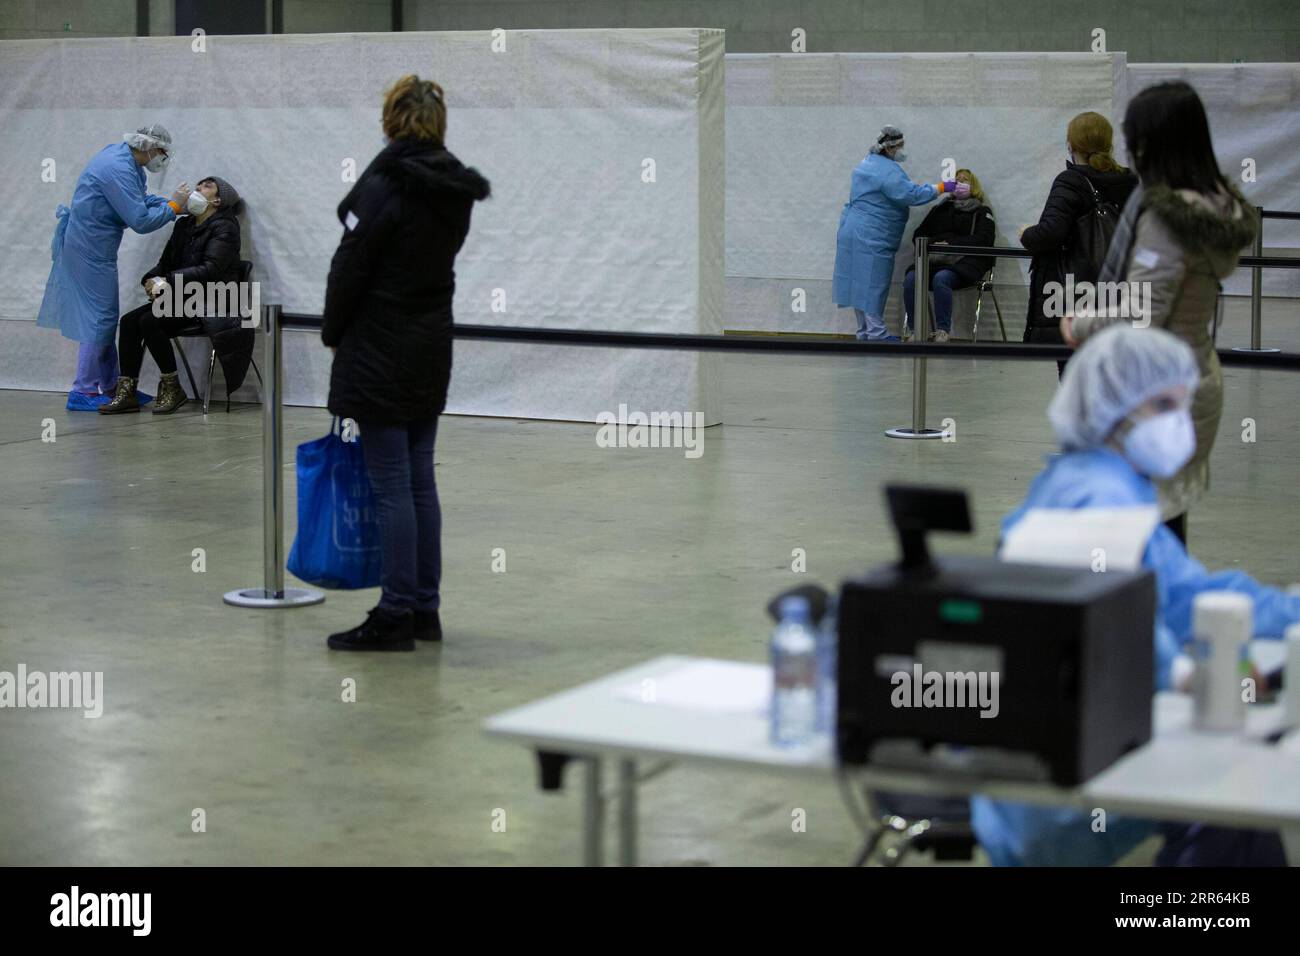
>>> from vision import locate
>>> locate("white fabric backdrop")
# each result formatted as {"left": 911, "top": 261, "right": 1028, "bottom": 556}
{"left": 0, "top": 29, "right": 725, "bottom": 422}
{"left": 724, "top": 52, "right": 1128, "bottom": 335}
{"left": 1125, "top": 63, "right": 1300, "bottom": 297}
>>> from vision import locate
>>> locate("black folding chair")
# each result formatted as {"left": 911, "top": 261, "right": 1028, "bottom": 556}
{"left": 971, "top": 262, "right": 1008, "bottom": 342}
{"left": 171, "top": 259, "right": 262, "bottom": 414}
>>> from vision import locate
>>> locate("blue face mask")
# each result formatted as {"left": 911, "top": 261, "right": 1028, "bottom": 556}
{"left": 1121, "top": 410, "right": 1196, "bottom": 479}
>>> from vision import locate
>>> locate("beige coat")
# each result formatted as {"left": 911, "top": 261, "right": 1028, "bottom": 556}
{"left": 1072, "top": 182, "right": 1258, "bottom": 519}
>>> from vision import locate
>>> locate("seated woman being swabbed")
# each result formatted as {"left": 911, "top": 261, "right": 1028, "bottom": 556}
{"left": 972, "top": 325, "right": 1300, "bottom": 867}
{"left": 833, "top": 126, "right": 970, "bottom": 342}
{"left": 901, "top": 167, "right": 996, "bottom": 342}
{"left": 99, "top": 176, "right": 246, "bottom": 415}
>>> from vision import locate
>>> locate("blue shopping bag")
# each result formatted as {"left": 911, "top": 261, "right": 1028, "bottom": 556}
{"left": 287, "top": 418, "right": 382, "bottom": 589}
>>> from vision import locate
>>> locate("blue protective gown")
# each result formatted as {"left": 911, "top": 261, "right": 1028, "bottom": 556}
{"left": 971, "top": 447, "right": 1300, "bottom": 867}
{"left": 832, "top": 153, "right": 938, "bottom": 317}
{"left": 37, "top": 143, "right": 176, "bottom": 346}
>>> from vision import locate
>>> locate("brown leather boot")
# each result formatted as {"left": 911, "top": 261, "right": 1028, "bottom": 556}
{"left": 98, "top": 376, "right": 140, "bottom": 414}
{"left": 152, "top": 372, "right": 188, "bottom": 415}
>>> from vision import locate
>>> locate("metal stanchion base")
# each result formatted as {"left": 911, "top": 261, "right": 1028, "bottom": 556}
{"left": 885, "top": 427, "right": 945, "bottom": 440}
{"left": 1230, "top": 346, "right": 1281, "bottom": 353}
{"left": 223, "top": 587, "right": 326, "bottom": 608}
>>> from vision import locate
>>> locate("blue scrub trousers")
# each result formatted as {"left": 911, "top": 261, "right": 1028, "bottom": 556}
{"left": 358, "top": 417, "right": 442, "bottom": 614}
{"left": 853, "top": 309, "right": 889, "bottom": 341}
{"left": 73, "top": 341, "right": 118, "bottom": 394}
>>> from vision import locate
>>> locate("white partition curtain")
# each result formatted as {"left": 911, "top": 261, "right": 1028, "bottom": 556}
{"left": 3, "top": 40, "right": 1296, "bottom": 392}
{"left": 0, "top": 29, "right": 725, "bottom": 422}
{"left": 724, "top": 52, "right": 1129, "bottom": 336}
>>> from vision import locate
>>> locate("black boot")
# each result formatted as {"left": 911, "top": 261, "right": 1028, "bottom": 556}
{"left": 152, "top": 371, "right": 188, "bottom": 415}
{"left": 327, "top": 607, "right": 415, "bottom": 651}
{"left": 413, "top": 609, "right": 442, "bottom": 642}
{"left": 98, "top": 376, "right": 140, "bottom": 415}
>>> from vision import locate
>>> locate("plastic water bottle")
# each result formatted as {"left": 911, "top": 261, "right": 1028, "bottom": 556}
{"left": 771, "top": 596, "right": 817, "bottom": 747}
{"left": 814, "top": 597, "right": 839, "bottom": 737}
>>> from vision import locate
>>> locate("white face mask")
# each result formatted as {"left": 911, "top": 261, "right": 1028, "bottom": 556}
{"left": 1121, "top": 410, "right": 1196, "bottom": 479}
{"left": 145, "top": 152, "right": 168, "bottom": 173}
{"left": 892, "top": 149, "right": 907, "bottom": 163}
{"left": 187, "top": 191, "right": 210, "bottom": 216}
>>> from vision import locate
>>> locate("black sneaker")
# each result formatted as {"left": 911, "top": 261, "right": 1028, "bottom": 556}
{"left": 327, "top": 608, "right": 415, "bottom": 651}
{"left": 413, "top": 609, "right": 442, "bottom": 642}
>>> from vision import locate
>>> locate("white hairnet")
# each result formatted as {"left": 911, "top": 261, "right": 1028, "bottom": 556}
{"left": 1048, "top": 325, "right": 1200, "bottom": 449}
{"left": 124, "top": 123, "right": 173, "bottom": 153}
{"left": 869, "top": 124, "right": 904, "bottom": 155}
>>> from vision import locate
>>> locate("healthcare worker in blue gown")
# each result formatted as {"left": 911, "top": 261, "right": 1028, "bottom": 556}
{"left": 972, "top": 325, "right": 1300, "bottom": 867}
{"left": 833, "top": 125, "right": 968, "bottom": 342}
{"left": 37, "top": 124, "right": 190, "bottom": 410}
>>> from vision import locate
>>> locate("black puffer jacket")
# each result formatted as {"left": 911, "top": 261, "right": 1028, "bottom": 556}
{"left": 323, "top": 138, "right": 491, "bottom": 424}
{"left": 1020, "top": 163, "right": 1138, "bottom": 343}
{"left": 903, "top": 198, "right": 996, "bottom": 284}
{"left": 141, "top": 206, "right": 254, "bottom": 392}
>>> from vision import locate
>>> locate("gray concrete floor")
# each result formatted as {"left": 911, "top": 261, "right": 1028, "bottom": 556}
{"left": 2, "top": 301, "right": 1298, "bottom": 866}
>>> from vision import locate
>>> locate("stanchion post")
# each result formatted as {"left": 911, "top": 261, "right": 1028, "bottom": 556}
{"left": 1233, "top": 206, "right": 1280, "bottom": 354}
{"left": 887, "top": 237, "right": 943, "bottom": 439}
{"left": 913, "top": 236, "right": 929, "bottom": 433}
{"left": 1252, "top": 205, "right": 1263, "bottom": 351}
{"left": 264, "top": 302, "right": 284, "bottom": 596}
{"left": 224, "top": 303, "right": 325, "bottom": 609}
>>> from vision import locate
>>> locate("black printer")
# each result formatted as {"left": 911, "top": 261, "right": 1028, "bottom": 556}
{"left": 836, "top": 485, "right": 1156, "bottom": 786}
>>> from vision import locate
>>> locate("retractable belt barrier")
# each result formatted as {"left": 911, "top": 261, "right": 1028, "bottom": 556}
{"left": 224, "top": 304, "right": 326, "bottom": 609}
{"left": 227, "top": 228, "right": 1300, "bottom": 608}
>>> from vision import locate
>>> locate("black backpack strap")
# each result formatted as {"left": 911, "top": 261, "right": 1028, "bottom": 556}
{"left": 1071, "top": 167, "right": 1103, "bottom": 208}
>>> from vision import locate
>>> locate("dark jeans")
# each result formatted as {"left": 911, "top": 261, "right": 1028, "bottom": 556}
{"left": 903, "top": 268, "right": 972, "bottom": 333}
{"left": 118, "top": 303, "right": 193, "bottom": 378}
{"left": 358, "top": 417, "right": 441, "bottom": 614}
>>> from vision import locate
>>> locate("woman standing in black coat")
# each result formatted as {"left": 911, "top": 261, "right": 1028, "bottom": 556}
{"left": 1020, "top": 112, "right": 1137, "bottom": 356}
{"left": 323, "top": 75, "right": 490, "bottom": 652}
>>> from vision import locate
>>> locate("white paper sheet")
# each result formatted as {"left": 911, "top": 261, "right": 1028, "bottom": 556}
{"left": 999, "top": 505, "right": 1161, "bottom": 571}
{"left": 614, "top": 660, "right": 771, "bottom": 715}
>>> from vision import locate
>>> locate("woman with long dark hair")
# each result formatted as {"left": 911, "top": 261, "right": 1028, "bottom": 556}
{"left": 322, "top": 75, "right": 491, "bottom": 651}
{"left": 1062, "top": 81, "right": 1258, "bottom": 545}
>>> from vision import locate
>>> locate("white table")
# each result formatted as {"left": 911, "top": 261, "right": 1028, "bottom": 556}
{"left": 484, "top": 655, "right": 1300, "bottom": 866}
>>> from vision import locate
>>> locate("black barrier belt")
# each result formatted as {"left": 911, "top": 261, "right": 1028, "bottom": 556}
{"left": 1262, "top": 210, "right": 1300, "bottom": 220}
{"left": 281, "top": 314, "right": 1300, "bottom": 371}
{"left": 922, "top": 245, "right": 1300, "bottom": 270}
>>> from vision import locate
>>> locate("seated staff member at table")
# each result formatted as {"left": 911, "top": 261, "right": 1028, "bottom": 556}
{"left": 972, "top": 325, "right": 1300, "bottom": 867}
